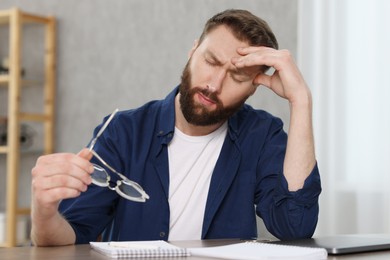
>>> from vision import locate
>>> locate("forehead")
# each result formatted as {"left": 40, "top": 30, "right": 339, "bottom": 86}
{"left": 196, "top": 25, "right": 249, "bottom": 62}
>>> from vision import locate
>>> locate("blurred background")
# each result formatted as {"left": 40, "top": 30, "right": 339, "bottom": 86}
{"left": 0, "top": 0, "right": 389, "bottom": 244}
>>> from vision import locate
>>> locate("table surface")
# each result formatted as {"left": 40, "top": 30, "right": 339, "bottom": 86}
{"left": 1, "top": 239, "right": 390, "bottom": 259}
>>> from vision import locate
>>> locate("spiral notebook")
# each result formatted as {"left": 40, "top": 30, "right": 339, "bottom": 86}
{"left": 188, "top": 241, "right": 328, "bottom": 260}
{"left": 90, "top": 240, "right": 189, "bottom": 258}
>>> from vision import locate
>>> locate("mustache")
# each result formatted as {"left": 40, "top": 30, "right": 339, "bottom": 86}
{"left": 196, "top": 87, "right": 220, "bottom": 104}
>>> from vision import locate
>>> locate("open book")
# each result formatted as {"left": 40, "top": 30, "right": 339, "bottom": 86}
{"left": 90, "top": 240, "right": 327, "bottom": 259}
{"left": 189, "top": 241, "right": 328, "bottom": 260}
{"left": 90, "top": 240, "right": 189, "bottom": 258}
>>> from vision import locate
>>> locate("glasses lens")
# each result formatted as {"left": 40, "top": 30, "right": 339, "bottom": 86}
{"left": 91, "top": 164, "right": 109, "bottom": 187}
{"left": 118, "top": 181, "right": 143, "bottom": 198}
{"left": 116, "top": 180, "right": 148, "bottom": 202}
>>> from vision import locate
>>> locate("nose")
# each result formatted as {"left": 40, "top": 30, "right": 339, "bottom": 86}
{"left": 207, "top": 69, "right": 226, "bottom": 93}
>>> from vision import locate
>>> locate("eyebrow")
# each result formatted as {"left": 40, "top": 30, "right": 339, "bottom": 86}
{"left": 204, "top": 49, "right": 253, "bottom": 82}
{"left": 205, "top": 50, "right": 247, "bottom": 75}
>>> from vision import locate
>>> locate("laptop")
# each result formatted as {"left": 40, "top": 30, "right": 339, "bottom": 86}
{"left": 270, "top": 234, "right": 390, "bottom": 255}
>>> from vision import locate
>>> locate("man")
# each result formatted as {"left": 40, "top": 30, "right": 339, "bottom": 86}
{"left": 31, "top": 9, "right": 321, "bottom": 246}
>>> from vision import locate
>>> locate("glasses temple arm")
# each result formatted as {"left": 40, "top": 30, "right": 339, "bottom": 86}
{"left": 88, "top": 108, "right": 119, "bottom": 151}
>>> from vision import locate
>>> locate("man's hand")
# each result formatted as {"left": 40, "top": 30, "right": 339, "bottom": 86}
{"left": 31, "top": 148, "right": 94, "bottom": 246}
{"left": 232, "top": 46, "right": 316, "bottom": 191}
{"left": 232, "top": 46, "right": 311, "bottom": 106}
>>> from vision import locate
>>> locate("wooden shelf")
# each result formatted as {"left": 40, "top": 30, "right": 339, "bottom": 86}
{"left": 0, "top": 9, "right": 51, "bottom": 25}
{"left": 0, "top": 10, "right": 10, "bottom": 24}
{"left": 0, "top": 145, "right": 7, "bottom": 153}
{"left": 0, "top": 8, "right": 56, "bottom": 247}
{"left": 0, "top": 75, "right": 9, "bottom": 85}
{"left": 16, "top": 208, "right": 30, "bottom": 215}
{"left": 0, "top": 146, "right": 46, "bottom": 155}
{"left": 0, "top": 75, "right": 44, "bottom": 87}
{"left": 19, "top": 113, "right": 51, "bottom": 122}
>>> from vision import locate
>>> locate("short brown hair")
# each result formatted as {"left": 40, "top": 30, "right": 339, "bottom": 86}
{"left": 199, "top": 9, "right": 278, "bottom": 50}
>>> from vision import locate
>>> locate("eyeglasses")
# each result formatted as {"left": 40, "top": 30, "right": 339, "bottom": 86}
{"left": 88, "top": 108, "right": 150, "bottom": 202}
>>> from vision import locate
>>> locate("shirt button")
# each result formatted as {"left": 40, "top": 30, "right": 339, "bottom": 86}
{"left": 159, "top": 232, "right": 166, "bottom": 238}
{"left": 159, "top": 131, "right": 164, "bottom": 135}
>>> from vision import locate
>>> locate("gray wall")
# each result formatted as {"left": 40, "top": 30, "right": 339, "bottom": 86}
{"left": 0, "top": 0, "right": 297, "bottom": 238}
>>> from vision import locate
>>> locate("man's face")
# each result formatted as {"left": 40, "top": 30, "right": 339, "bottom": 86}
{"left": 179, "top": 25, "right": 258, "bottom": 126}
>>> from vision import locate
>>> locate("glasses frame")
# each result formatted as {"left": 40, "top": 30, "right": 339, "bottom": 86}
{"left": 88, "top": 108, "right": 150, "bottom": 202}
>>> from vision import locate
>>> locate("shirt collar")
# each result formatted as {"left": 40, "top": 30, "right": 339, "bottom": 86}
{"left": 157, "top": 86, "right": 179, "bottom": 143}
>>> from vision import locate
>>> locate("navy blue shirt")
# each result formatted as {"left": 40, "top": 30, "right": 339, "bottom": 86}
{"left": 59, "top": 87, "right": 321, "bottom": 243}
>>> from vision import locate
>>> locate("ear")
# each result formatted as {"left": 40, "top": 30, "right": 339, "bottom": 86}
{"left": 188, "top": 39, "right": 199, "bottom": 58}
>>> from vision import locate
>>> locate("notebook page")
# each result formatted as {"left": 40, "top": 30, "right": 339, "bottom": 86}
{"left": 188, "top": 241, "right": 327, "bottom": 260}
{"left": 90, "top": 240, "right": 190, "bottom": 258}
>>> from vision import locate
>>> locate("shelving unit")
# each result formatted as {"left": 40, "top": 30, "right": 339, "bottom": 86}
{"left": 0, "top": 8, "right": 56, "bottom": 247}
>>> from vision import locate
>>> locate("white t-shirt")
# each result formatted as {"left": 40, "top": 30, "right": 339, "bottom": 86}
{"left": 167, "top": 122, "right": 228, "bottom": 241}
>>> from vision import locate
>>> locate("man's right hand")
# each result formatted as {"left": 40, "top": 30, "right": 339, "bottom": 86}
{"left": 30, "top": 148, "right": 94, "bottom": 246}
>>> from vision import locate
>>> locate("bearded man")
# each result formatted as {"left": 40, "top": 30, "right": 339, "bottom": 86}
{"left": 31, "top": 9, "right": 321, "bottom": 246}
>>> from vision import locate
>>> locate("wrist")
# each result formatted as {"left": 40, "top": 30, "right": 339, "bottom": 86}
{"left": 289, "top": 88, "right": 312, "bottom": 109}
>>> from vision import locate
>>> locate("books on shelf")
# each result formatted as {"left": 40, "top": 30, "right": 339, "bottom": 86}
{"left": 90, "top": 240, "right": 327, "bottom": 259}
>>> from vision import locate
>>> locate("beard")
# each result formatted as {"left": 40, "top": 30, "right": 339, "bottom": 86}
{"left": 179, "top": 60, "right": 249, "bottom": 126}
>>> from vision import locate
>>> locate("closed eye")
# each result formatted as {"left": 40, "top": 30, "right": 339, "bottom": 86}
{"left": 205, "top": 58, "right": 218, "bottom": 67}
{"left": 230, "top": 72, "right": 251, "bottom": 83}
{"left": 231, "top": 74, "right": 245, "bottom": 83}
{"left": 204, "top": 50, "right": 223, "bottom": 67}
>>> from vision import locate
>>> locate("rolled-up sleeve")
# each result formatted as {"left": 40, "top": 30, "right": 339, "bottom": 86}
{"left": 254, "top": 117, "right": 321, "bottom": 240}
{"left": 265, "top": 164, "right": 321, "bottom": 239}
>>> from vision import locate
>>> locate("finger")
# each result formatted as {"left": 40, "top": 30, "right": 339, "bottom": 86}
{"left": 33, "top": 171, "right": 90, "bottom": 191}
{"left": 31, "top": 173, "right": 89, "bottom": 208}
{"left": 36, "top": 152, "right": 94, "bottom": 175}
{"left": 33, "top": 186, "right": 84, "bottom": 205}
{"left": 31, "top": 185, "right": 84, "bottom": 221}
{"left": 32, "top": 159, "right": 93, "bottom": 185}
{"left": 236, "top": 46, "right": 274, "bottom": 55}
{"left": 233, "top": 52, "right": 275, "bottom": 69}
{"left": 32, "top": 159, "right": 93, "bottom": 190}
{"left": 78, "top": 148, "right": 93, "bottom": 160}
{"left": 233, "top": 47, "right": 288, "bottom": 71}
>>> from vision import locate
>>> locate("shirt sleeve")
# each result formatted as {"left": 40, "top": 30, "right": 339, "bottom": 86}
{"left": 255, "top": 118, "right": 321, "bottom": 240}
{"left": 58, "top": 115, "right": 122, "bottom": 244}
{"left": 59, "top": 185, "right": 119, "bottom": 244}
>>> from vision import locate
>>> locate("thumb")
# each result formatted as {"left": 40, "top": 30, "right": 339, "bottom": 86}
{"left": 78, "top": 148, "right": 93, "bottom": 160}
{"left": 253, "top": 73, "right": 271, "bottom": 88}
